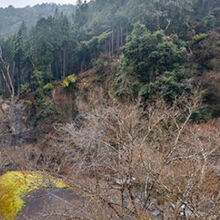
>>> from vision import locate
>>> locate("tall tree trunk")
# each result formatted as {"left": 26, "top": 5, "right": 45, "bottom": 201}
{"left": 120, "top": 24, "right": 123, "bottom": 47}
{"left": 6, "top": 64, "right": 14, "bottom": 97}
{"left": 112, "top": 29, "right": 114, "bottom": 59}
{"left": 0, "top": 47, "right": 14, "bottom": 97}
{"left": 109, "top": 41, "right": 111, "bottom": 59}
{"left": 63, "top": 47, "right": 66, "bottom": 78}
{"left": 117, "top": 27, "right": 120, "bottom": 55}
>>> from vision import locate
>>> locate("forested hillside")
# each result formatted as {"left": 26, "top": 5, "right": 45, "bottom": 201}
{"left": 0, "top": 3, "right": 75, "bottom": 38}
{"left": 0, "top": 0, "right": 220, "bottom": 219}
{"left": 0, "top": 0, "right": 219, "bottom": 118}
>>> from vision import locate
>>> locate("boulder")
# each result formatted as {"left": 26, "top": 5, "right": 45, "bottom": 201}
{"left": 0, "top": 171, "right": 83, "bottom": 220}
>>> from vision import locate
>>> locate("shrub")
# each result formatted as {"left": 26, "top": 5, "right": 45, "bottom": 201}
{"left": 62, "top": 75, "right": 77, "bottom": 88}
{"left": 190, "top": 107, "right": 213, "bottom": 123}
{"left": 191, "top": 33, "right": 208, "bottom": 45}
{"left": 117, "top": 23, "right": 188, "bottom": 101}
{"left": 43, "top": 83, "right": 54, "bottom": 91}
{"left": 31, "top": 69, "right": 44, "bottom": 90}
{"left": 62, "top": 79, "right": 70, "bottom": 88}
{"left": 20, "top": 83, "right": 31, "bottom": 95}
{"left": 67, "top": 75, "right": 77, "bottom": 83}
{"left": 93, "top": 57, "right": 105, "bottom": 73}
{"left": 211, "top": 104, "right": 220, "bottom": 117}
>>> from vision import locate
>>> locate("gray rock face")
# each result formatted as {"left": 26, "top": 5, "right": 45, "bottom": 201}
{"left": 18, "top": 188, "right": 86, "bottom": 220}
{"left": 9, "top": 99, "right": 28, "bottom": 146}
{"left": 0, "top": 98, "right": 37, "bottom": 147}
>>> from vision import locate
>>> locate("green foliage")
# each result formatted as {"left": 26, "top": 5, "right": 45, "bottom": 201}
{"left": 191, "top": 33, "right": 208, "bottom": 45}
{"left": 38, "top": 100, "right": 55, "bottom": 119}
{"left": 62, "top": 79, "right": 70, "bottom": 88}
{"left": 31, "top": 70, "right": 44, "bottom": 90}
{"left": 67, "top": 75, "right": 77, "bottom": 83}
{"left": 0, "top": 0, "right": 218, "bottom": 122}
{"left": 20, "top": 83, "right": 31, "bottom": 95}
{"left": 43, "top": 83, "right": 54, "bottom": 91}
{"left": 117, "top": 23, "right": 188, "bottom": 101}
{"left": 35, "top": 88, "right": 46, "bottom": 104}
{"left": 82, "top": 31, "right": 112, "bottom": 48}
{"left": 211, "top": 104, "right": 220, "bottom": 117}
{"left": 31, "top": 97, "right": 56, "bottom": 126}
{"left": 92, "top": 57, "right": 105, "bottom": 73}
{"left": 62, "top": 75, "right": 77, "bottom": 88}
{"left": 190, "top": 107, "right": 213, "bottom": 123}
{"left": 158, "top": 69, "right": 191, "bottom": 101}
{"left": 0, "top": 4, "right": 75, "bottom": 38}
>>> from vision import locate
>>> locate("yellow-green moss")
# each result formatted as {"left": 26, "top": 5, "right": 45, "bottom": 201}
{"left": 0, "top": 171, "right": 67, "bottom": 220}
{"left": 192, "top": 33, "right": 208, "bottom": 45}
{"left": 43, "top": 83, "right": 54, "bottom": 91}
{"left": 67, "top": 75, "right": 77, "bottom": 83}
{"left": 62, "top": 74, "right": 77, "bottom": 88}
{"left": 62, "top": 78, "right": 70, "bottom": 88}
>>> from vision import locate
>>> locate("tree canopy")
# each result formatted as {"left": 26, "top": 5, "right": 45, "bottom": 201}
{"left": 0, "top": 0, "right": 219, "bottom": 113}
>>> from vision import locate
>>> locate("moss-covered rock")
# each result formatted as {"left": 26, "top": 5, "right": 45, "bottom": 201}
{"left": 0, "top": 171, "right": 67, "bottom": 220}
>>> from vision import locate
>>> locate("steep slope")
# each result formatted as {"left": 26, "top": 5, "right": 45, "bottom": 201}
{"left": 1, "top": 63, "right": 220, "bottom": 219}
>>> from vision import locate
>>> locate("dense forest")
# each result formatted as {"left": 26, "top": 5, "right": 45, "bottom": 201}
{"left": 0, "top": 0, "right": 219, "bottom": 119}
{"left": 0, "top": 3, "right": 75, "bottom": 38}
{"left": 0, "top": 0, "right": 220, "bottom": 219}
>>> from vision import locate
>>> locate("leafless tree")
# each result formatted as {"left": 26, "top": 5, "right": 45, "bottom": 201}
{"left": 57, "top": 92, "right": 220, "bottom": 219}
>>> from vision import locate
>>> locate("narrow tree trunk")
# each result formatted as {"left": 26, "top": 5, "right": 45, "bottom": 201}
{"left": 0, "top": 69, "right": 11, "bottom": 96}
{"left": 6, "top": 65, "right": 14, "bottom": 97}
{"left": 109, "top": 41, "right": 111, "bottom": 59}
{"left": 63, "top": 47, "right": 66, "bottom": 78}
{"left": 120, "top": 24, "right": 123, "bottom": 46}
{"left": 0, "top": 47, "right": 14, "bottom": 97}
{"left": 112, "top": 29, "right": 114, "bottom": 58}
{"left": 117, "top": 27, "right": 120, "bottom": 54}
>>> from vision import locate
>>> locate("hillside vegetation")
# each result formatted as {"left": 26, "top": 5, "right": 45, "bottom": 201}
{"left": 0, "top": 0, "right": 220, "bottom": 219}
{"left": 0, "top": 4, "right": 75, "bottom": 38}
{"left": 0, "top": 0, "right": 219, "bottom": 118}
